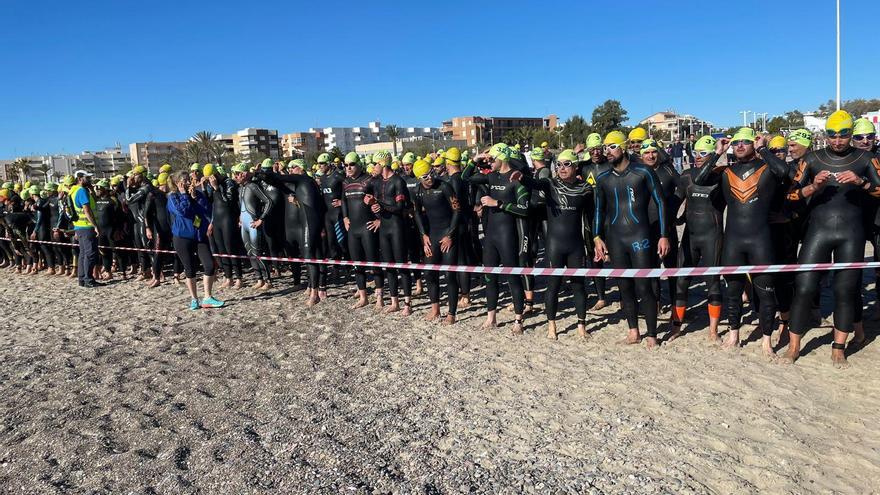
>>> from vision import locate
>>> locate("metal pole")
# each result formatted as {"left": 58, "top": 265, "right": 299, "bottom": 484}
{"left": 836, "top": 0, "right": 841, "bottom": 110}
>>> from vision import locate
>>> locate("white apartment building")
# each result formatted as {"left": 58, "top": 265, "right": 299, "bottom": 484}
{"left": 315, "top": 121, "right": 439, "bottom": 151}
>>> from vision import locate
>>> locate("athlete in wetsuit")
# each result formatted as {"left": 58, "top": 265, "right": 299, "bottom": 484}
{"left": 411, "top": 159, "right": 460, "bottom": 323}
{"left": 92, "top": 180, "right": 126, "bottom": 279}
{"left": 145, "top": 175, "right": 178, "bottom": 287}
{"left": 400, "top": 153, "right": 425, "bottom": 297}
{"left": 367, "top": 151, "right": 412, "bottom": 314}
{"left": 693, "top": 128, "right": 790, "bottom": 356}
{"left": 850, "top": 118, "right": 879, "bottom": 329}
{"left": 124, "top": 168, "right": 153, "bottom": 280}
{"left": 517, "top": 149, "right": 591, "bottom": 340}
{"left": 578, "top": 134, "right": 612, "bottom": 310}
{"left": 204, "top": 170, "right": 243, "bottom": 288}
{"left": 783, "top": 111, "right": 880, "bottom": 367}
{"left": 231, "top": 163, "right": 275, "bottom": 289}
{"left": 341, "top": 152, "right": 384, "bottom": 309}
{"left": 444, "top": 151, "right": 476, "bottom": 307}
{"left": 593, "top": 132, "right": 670, "bottom": 348}
{"left": 672, "top": 136, "right": 725, "bottom": 341}
{"left": 640, "top": 140, "right": 682, "bottom": 312}
{"left": 255, "top": 159, "right": 285, "bottom": 278}
{"left": 462, "top": 144, "right": 530, "bottom": 334}
{"left": 34, "top": 185, "right": 61, "bottom": 273}
{"left": 258, "top": 159, "right": 327, "bottom": 306}
{"left": 524, "top": 148, "right": 552, "bottom": 311}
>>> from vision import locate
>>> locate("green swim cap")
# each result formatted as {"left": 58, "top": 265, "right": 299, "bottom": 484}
{"left": 317, "top": 153, "right": 330, "bottom": 164}
{"left": 787, "top": 129, "right": 812, "bottom": 148}
{"left": 853, "top": 117, "right": 876, "bottom": 136}
{"left": 43, "top": 182, "right": 58, "bottom": 192}
{"left": 374, "top": 150, "right": 392, "bottom": 166}
{"left": 27, "top": 185, "right": 39, "bottom": 195}
{"left": 493, "top": 147, "right": 511, "bottom": 162}
{"left": 731, "top": 127, "right": 756, "bottom": 143}
{"left": 489, "top": 142, "right": 509, "bottom": 158}
{"left": 344, "top": 152, "right": 360, "bottom": 165}
{"left": 96, "top": 179, "right": 110, "bottom": 189}
{"left": 586, "top": 133, "right": 602, "bottom": 150}
{"left": 556, "top": 149, "right": 578, "bottom": 163}
{"left": 260, "top": 158, "right": 273, "bottom": 169}
{"left": 402, "top": 152, "right": 416, "bottom": 165}
{"left": 529, "top": 148, "right": 545, "bottom": 161}
{"left": 289, "top": 159, "right": 306, "bottom": 169}
{"left": 20, "top": 190, "right": 30, "bottom": 200}
{"left": 190, "top": 163, "right": 200, "bottom": 171}
{"left": 694, "top": 135, "right": 717, "bottom": 152}
{"left": 639, "top": 139, "right": 659, "bottom": 154}
{"left": 231, "top": 163, "right": 249, "bottom": 173}
{"left": 62, "top": 176, "right": 75, "bottom": 186}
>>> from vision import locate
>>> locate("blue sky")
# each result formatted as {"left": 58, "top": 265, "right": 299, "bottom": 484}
{"left": 2, "top": 0, "right": 878, "bottom": 157}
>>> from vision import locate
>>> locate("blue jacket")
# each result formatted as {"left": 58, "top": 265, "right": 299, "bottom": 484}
{"left": 167, "top": 191, "right": 212, "bottom": 242}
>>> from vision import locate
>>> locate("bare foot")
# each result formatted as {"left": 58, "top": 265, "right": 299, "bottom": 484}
{"left": 260, "top": 282, "right": 273, "bottom": 292}
{"left": 665, "top": 326, "right": 683, "bottom": 343}
{"left": 590, "top": 300, "right": 607, "bottom": 311}
{"left": 351, "top": 297, "right": 368, "bottom": 309}
{"left": 831, "top": 344, "right": 850, "bottom": 369}
{"left": 425, "top": 308, "right": 440, "bottom": 321}
{"left": 413, "top": 281, "right": 423, "bottom": 296}
{"left": 384, "top": 303, "right": 400, "bottom": 314}
{"left": 779, "top": 345, "right": 800, "bottom": 364}
{"left": 147, "top": 279, "right": 160, "bottom": 288}
{"left": 624, "top": 329, "right": 641, "bottom": 345}
{"left": 305, "top": 295, "right": 319, "bottom": 307}
{"left": 761, "top": 336, "right": 777, "bottom": 359}
{"left": 481, "top": 318, "right": 497, "bottom": 330}
{"left": 645, "top": 336, "right": 659, "bottom": 349}
{"left": 577, "top": 325, "right": 589, "bottom": 340}
{"left": 318, "top": 290, "right": 328, "bottom": 301}
{"left": 546, "top": 322, "right": 557, "bottom": 341}
{"left": 458, "top": 296, "right": 470, "bottom": 309}
{"left": 233, "top": 279, "right": 243, "bottom": 289}
{"left": 400, "top": 305, "right": 412, "bottom": 317}
{"left": 442, "top": 314, "right": 455, "bottom": 325}
{"left": 708, "top": 330, "right": 721, "bottom": 344}
{"left": 511, "top": 320, "right": 524, "bottom": 336}
{"left": 374, "top": 301, "right": 384, "bottom": 312}
{"left": 253, "top": 280, "right": 265, "bottom": 290}
{"left": 721, "top": 329, "right": 740, "bottom": 350}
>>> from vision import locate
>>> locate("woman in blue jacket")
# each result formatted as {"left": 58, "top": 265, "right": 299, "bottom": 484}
{"left": 167, "top": 172, "right": 224, "bottom": 310}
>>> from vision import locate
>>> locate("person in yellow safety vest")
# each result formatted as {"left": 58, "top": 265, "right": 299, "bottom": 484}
{"left": 70, "top": 169, "right": 103, "bottom": 288}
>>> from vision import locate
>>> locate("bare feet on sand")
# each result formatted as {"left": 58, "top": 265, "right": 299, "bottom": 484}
{"left": 721, "top": 329, "right": 740, "bottom": 350}
{"left": 645, "top": 336, "right": 659, "bottom": 349}
{"left": 761, "top": 336, "right": 777, "bottom": 359}
{"left": 351, "top": 297, "right": 368, "bottom": 309}
{"left": 511, "top": 319, "right": 524, "bottom": 336}
{"left": 442, "top": 314, "right": 455, "bottom": 325}
{"left": 547, "top": 321, "right": 557, "bottom": 341}
{"left": 624, "top": 329, "right": 641, "bottom": 345}
{"left": 590, "top": 300, "right": 607, "bottom": 311}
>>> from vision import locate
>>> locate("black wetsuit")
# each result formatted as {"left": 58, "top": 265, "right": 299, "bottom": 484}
{"left": 373, "top": 173, "right": 412, "bottom": 299}
{"left": 256, "top": 175, "right": 285, "bottom": 274}
{"left": 521, "top": 174, "right": 592, "bottom": 322}
{"left": 787, "top": 147, "right": 880, "bottom": 335}
{"left": 206, "top": 177, "right": 243, "bottom": 280}
{"left": 648, "top": 161, "right": 681, "bottom": 306}
{"left": 462, "top": 161, "right": 530, "bottom": 314}
{"left": 674, "top": 166, "right": 725, "bottom": 312}
{"left": 694, "top": 150, "right": 789, "bottom": 335}
{"left": 260, "top": 171, "right": 327, "bottom": 290}
{"left": 445, "top": 171, "right": 476, "bottom": 296}
{"left": 238, "top": 181, "right": 274, "bottom": 281}
{"left": 94, "top": 192, "right": 125, "bottom": 274}
{"left": 412, "top": 179, "right": 460, "bottom": 314}
{"left": 34, "top": 196, "right": 60, "bottom": 269}
{"left": 125, "top": 182, "right": 153, "bottom": 273}
{"left": 402, "top": 173, "right": 424, "bottom": 290}
{"left": 146, "top": 188, "right": 179, "bottom": 279}
{"left": 580, "top": 159, "right": 612, "bottom": 301}
{"left": 594, "top": 161, "right": 667, "bottom": 337}
{"left": 319, "top": 168, "right": 347, "bottom": 262}
{"left": 342, "top": 171, "right": 382, "bottom": 291}
{"left": 523, "top": 166, "right": 551, "bottom": 294}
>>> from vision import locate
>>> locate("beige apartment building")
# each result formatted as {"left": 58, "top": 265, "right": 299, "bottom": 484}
{"left": 639, "top": 111, "right": 712, "bottom": 140}
{"left": 280, "top": 131, "right": 325, "bottom": 157}
{"left": 234, "top": 128, "right": 279, "bottom": 159}
{"left": 128, "top": 141, "right": 188, "bottom": 171}
{"left": 441, "top": 115, "right": 558, "bottom": 147}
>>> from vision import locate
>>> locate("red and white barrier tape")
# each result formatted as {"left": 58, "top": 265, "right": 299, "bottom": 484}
{"left": 3, "top": 236, "right": 878, "bottom": 278}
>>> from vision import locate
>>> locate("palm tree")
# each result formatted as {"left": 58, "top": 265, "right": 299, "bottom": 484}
{"left": 12, "top": 158, "right": 30, "bottom": 184}
{"left": 35, "top": 163, "right": 50, "bottom": 183}
{"left": 384, "top": 125, "right": 401, "bottom": 156}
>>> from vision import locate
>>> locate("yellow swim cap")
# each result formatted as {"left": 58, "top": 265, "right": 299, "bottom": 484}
{"left": 826, "top": 110, "right": 853, "bottom": 133}
{"left": 628, "top": 127, "right": 648, "bottom": 142}
{"left": 158, "top": 173, "right": 169, "bottom": 186}
{"left": 769, "top": 136, "right": 787, "bottom": 149}
{"left": 413, "top": 159, "right": 431, "bottom": 178}
{"left": 603, "top": 131, "right": 627, "bottom": 146}
{"left": 203, "top": 163, "right": 215, "bottom": 177}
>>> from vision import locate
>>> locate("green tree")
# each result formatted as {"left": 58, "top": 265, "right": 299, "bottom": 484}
{"left": 649, "top": 127, "right": 671, "bottom": 142}
{"left": 784, "top": 110, "right": 804, "bottom": 127}
{"left": 532, "top": 128, "right": 555, "bottom": 148}
{"left": 384, "top": 125, "right": 401, "bottom": 156}
{"left": 12, "top": 158, "right": 30, "bottom": 184}
{"left": 328, "top": 146, "right": 344, "bottom": 163}
{"left": 591, "top": 100, "right": 628, "bottom": 136}
{"left": 766, "top": 116, "right": 787, "bottom": 133}
{"left": 561, "top": 115, "right": 590, "bottom": 148}
{"left": 817, "top": 98, "right": 880, "bottom": 117}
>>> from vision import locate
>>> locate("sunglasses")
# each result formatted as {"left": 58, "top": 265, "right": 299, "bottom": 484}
{"left": 589, "top": 147, "right": 604, "bottom": 152}
{"left": 345, "top": 164, "right": 358, "bottom": 167}
{"left": 769, "top": 148, "right": 786, "bottom": 154}
{"left": 826, "top": 129, "right": 852, "bottom": 138}
{"left": 694, "top": 150, "right": 711, "bottom": 158}
{"left": 605, "top": 144, "right": 622, "bottom": 151}
{"left": 629, "top": 140, "right": 643, "bottom": 146}
{"left": 730, "top": 140, "right": 753, "bottom": 147}
{"left": 853, "top": 134, "right": 876, "bottom": 141}
{"left": 557, "top": 161, "right": 575, "bottom": 168}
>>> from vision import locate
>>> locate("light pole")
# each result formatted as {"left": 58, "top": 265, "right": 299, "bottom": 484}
{"left": 740, "top": 110, "right": 751, "bottom": 127}
{"left": 836, "top": 0, "right": 841, "bottom": 110}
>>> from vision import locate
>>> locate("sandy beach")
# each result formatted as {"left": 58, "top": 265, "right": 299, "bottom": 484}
{"left": 0, "top": 270, "right": 878, "bottom": 494}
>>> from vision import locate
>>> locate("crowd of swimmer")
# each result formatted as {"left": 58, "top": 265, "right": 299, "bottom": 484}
{"left": 1, "top": 110, "right": 878, "bottom": 366}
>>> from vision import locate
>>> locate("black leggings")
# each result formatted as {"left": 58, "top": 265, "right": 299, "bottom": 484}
{"left": 289, "top": 209, "right": 323, "bottom": 289}
{"left": 133, "top": 222, "right": 150, "bottom": 273}
{"left": 722, "top": 231, "right": 776, "bottom": 336}
{"left": 151, "top": 229, "right": 180, "bottom": 279}
{"left": 456, "top": 223, "right": 476, "bottom": 296}
{"left": 240, "top": 222, "right": 271, "bottom": 281}
{"left": 482, "top": 230, "right": 525, "bottom": 313}
{"left": 347, "top": 227, "right": 382, "bottom": 291}
{"left": 522, "top": 207, "right": 546, "bottom": 294}
{"left": 545, "top": 243, "right": 586, "bottom": 322}
{"left": 651, "top": 227, "right": 678, "bottom": 307}
{"left": 790, "top": 224, "right": 863, "bottom": 335}
{"left": 770, "top": 222, "right": 798, "bottom": 314}
{"left": 425, "top": 236, "right": 458, "bottom": 315}
{"left": 211, "top": 218, "right": 242, "bottom": 280}
{"left": 608, "top": 233, "right": 658, "bottom": 337}
{"left": 378, "top": 220, "right": 411, "bottom": 298}
{"left": 675, "top": 229, "right": 723, "bottom": 307}
{"left": 36, "top": 230, "right": 56, "bottom": 269}
{"left": 172, "top": 236, "right": 215, "bottom": 279}
{"left": 97, "top": 229, "right": 128, "bottom": 274}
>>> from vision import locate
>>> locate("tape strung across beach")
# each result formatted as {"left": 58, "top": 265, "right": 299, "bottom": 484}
{"left": 4, "top": 236, "right": 880, "bottom": 278}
